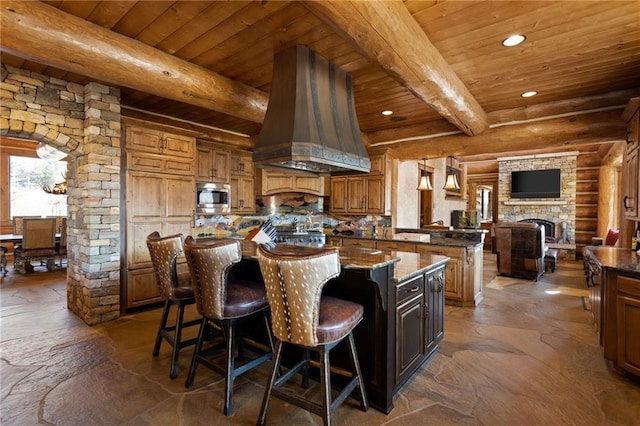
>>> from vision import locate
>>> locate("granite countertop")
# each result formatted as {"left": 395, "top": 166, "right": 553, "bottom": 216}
{"left": 199, "top": 238, "right": 449, "bottom": 279}
{"left": 583, "top": 246, "right": 640, "bottom": 275}
{"left": 330, "top": 232, "right": 483, "bottom": 248}
{"left": 392, "top": 251, "right": 450, "bottom": 283}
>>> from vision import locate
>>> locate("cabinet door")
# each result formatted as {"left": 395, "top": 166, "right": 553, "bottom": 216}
{"left": 196, "top": 147, "right": 213, "bottom": 181}
{"left": 625, "top": 145, "right": 639, "bottom": 219}
{"left": 347, "top": 178, "right": 366, "bottom": 212}
{"left": 415, "top": 245, "right": 463, "bottom": 301}
{"left": 396, "top": 295, "right": 424, "bottom": 383}
{"left": 163, "top": 133, "right": 194, "bottom": 158}
{"left": 230, "top": 152, "right": 254, "bottom": 176}
{"left": 617, "top": 294, "right": 640, "bottom": 376}
{"left": 325, "top": 236, "right": 342, "bottom": 247}
{"left": 425, "top": 268, "right": 445, "bottom": 357}
{"left": 126, "top": 126, "right": 162, "bottom": 154}
{"left": 330, "top": 177, "right": 347, "bottom": 212}
{"left": 127, "top": 268, "right": 162, "bottom": 308}
{"left": 294, "top": 176, "right": 324, "bottom": 195}
{"left": 365, "top": 175, "right": 385, "bottom": 214}
{"left": 211, "top": 150, "right": 230, "bottom": 182}
{"left": 231, "top": 176, "right": 255, "bottom": 213}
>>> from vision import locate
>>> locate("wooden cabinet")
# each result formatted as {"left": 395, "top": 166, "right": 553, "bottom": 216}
{"left": 126, "top": 126, "right": 195, "bottom": 175}
{"left": 616, "top": 275, "right": 640, "bottom": 376}
{"left": 124, "top": 124, "right": 196, "bottom": 310}
{"left": 329, "top": 153, "right": 391, "bottom": 215}
{"left": 394, "top": 264, "right": 446, "bottom": 389}
{"left": 126, "top": 126, "right": 194, "bottom": 158}
{"left": 125, "top": 171, "right": 195, "bottom": 308}
{"left": 424, "top": 267, "right": 445, "bottom": 356}
{"left": 230, "top": 175, "right": 255, "bottom": 213}
{"left": 624, "top": 98, "right": 640, "bottom": 219}
{"left": 396, "top": 274, "right": 424, "bottom": 383}
{"left": 230, "top": 151, "right": 253, "bottom": 176}
{"left": 341, "top": 238, "right": 376, "bottom": 249}
{"left": 258, "top": 169, "right": 326, "bottom": 196}
{"left": 584, "top": 254, "right": 603, "bottom": 338}
{"left": 331, "top": 235, "right": 483, "bottom": 307}
{"left": 196, "top": 144, "right": 230, "bottom": 183}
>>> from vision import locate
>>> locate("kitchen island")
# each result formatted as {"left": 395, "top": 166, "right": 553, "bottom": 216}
{"left": 583, "top": 246, "right": 640, "bottom": 378}
{"left": 326, "top": 228, "right": 485, "bottom": 307}
{"left": 226, "top": 240, "right": 449, "bottom": 414}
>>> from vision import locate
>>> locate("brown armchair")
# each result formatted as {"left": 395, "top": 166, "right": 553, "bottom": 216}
{"left": 495, "top": 222, "right": 545, "bottom": 281}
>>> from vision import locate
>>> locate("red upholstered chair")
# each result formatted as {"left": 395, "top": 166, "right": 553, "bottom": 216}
{"left": 605, "top": 229, "right": 620, "bottom": 246}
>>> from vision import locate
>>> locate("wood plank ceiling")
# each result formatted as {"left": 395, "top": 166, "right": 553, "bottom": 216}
{"left": 2, "top": 0, "right": 639, "bottom": 169}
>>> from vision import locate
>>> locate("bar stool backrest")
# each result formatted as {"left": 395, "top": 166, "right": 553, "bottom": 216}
{"left": 183, "top": 237, "right": 242, "bottom": 319}
{"left": 257, "top": 245, "right": 340, "bottom": 347}
{"left": 146, "top": 232, "right": 185, "bottom": 300}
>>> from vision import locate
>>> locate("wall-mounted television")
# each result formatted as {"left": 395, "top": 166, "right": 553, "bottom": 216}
{"left": 510, "top": 169, "right": 561, "bottom": 199}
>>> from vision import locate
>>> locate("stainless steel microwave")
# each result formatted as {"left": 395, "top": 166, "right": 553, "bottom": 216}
{"left": 196, "top": 182, "right": 230, "bottom": 214}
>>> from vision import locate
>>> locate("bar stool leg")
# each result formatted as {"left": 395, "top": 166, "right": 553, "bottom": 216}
{"left": 170, "top": 302, "right": 186, "bottom": 379}
{"left": 320, "top": 348, "right": 331, "bottom": 426}
{"left": 153, "top": 300, "right": 171, "bottom": 356}
{"left": 224, "top": 321, "right": 235, "bottom": 416}
{"left": 348, "top": 333, "right": 369, "bottom": 411}
{"left": 258, "top": 341, "right": 284, "bottom": 426}
{"left": 185, "top": 317, "right": 208, "bottom": 388}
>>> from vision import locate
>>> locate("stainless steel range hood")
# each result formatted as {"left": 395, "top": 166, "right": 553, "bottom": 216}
{"left": 253, "top": 45, "right": 370, "bottom": 174}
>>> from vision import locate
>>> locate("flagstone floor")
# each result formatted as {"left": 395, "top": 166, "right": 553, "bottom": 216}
{"left": 2, "top": 254, "right": 640, "bottom": 425}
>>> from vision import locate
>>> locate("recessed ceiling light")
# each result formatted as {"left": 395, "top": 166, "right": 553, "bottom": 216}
{"left": 521, "top": 91, "right": 538, "bottom": 98}
{"left": 502, "top": 34, "right": 526, "bottom": 47}
{"left": 381, "top": 110, "right": 393, "bottom": 116}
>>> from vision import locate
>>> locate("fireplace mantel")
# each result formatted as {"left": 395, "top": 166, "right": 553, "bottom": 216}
{"left": 503, "top": 200, "right": 567, "bottom": 206}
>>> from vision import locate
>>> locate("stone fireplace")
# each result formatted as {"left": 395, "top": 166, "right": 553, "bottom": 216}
{"left": 497, "top": 152, "right": 577, "bottom": 259}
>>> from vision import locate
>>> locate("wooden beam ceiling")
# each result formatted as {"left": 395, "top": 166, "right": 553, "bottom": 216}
{"left": 304, "top": 0, "right": 489, "bottom": 136}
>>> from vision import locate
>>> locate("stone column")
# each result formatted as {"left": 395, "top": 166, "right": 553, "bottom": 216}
{"left": 67, "top": 82, "right": 121, "bottom": 325}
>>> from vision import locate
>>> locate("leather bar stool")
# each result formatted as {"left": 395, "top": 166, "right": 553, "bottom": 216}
{"left": 256, "top": 245, "right": 368, "bottom": 426}
{"left": 183, "top": 236, "right": 273, "bottom": 416}
{"left": 146, "top": 232, "right": 200, "bottom": 379}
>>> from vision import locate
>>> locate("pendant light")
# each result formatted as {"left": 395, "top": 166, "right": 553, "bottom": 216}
{"left": 417, "top": 158, "right": 432, "bottom": 190}
{"left": 443, "top": 156, "right": 461, "bottom": 190}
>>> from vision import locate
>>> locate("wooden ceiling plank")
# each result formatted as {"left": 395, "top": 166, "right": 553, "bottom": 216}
{"left": 135, "top": 2, "right": 216, "bottom": 47}
{"left": 304, "top": 0, "right": 488, "bottom": 136}
{"left": 155, "top": 1, "right": 251, "bottom": 55}
{"left": 85, "top": 0, "right": 136, "bottom": 29}
{"left": 57, "top": 0, "right": 99, "bottom": 19}
{"left": 190, "top": 2, "right": 307, "bottom": 69}
{"left": 1, "top": 1, "right": 269, "bottom": 124}
{"left": 110, "top": 1, "right": 175, "bottom": 38}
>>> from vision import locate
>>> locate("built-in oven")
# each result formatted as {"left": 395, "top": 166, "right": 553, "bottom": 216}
{"left": 196, "top": 182, "right": 230, "bottom": 214}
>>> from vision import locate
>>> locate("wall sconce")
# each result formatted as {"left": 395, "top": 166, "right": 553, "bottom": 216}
{"left": 443, "top": 156, "right": 461, "bottom": 190}
{"left": 417, "top": 158, "right": 432, "bottom": 191}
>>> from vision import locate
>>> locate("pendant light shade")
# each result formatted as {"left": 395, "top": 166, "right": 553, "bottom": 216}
{"left": 417, "top": 158, "right": 432, "bottom": 191}
{"left": 443, "top": 156, "right": 461, "bottom": 190}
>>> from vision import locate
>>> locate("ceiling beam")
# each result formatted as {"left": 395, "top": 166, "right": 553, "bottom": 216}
{"left": 367, "top": 89, "right": 640, "bottom": 145}
{"left": 0, "top": 1, "right": 269, "bottom": 124}
{"left": 386, "top": 109, "right": 626, "bottom": 161}
{"left": 304, "top": 0, "right": 488, "bottom": 137}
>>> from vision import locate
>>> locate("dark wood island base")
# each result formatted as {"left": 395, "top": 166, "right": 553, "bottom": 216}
{"left": 230, "top": 241, "right": 449, "bottom": 413}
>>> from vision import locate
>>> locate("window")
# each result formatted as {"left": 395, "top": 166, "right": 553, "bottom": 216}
{"left": 10, "top": 155, "right": 67, "bottom": 217}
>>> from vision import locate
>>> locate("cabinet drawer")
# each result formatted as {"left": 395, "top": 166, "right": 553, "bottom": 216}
{"left": 377, "top": 241, "right": 415, "bottom": 252}
{"left": 397, "top": 274, "right": 424, "bottom": 304}
{"left": 128, "top": 152, "right": 194, "bottom": 176}
{"left": 619, "top": 275, "right": 640, "bottom": 297}
{"left": 341, "top": 238, "right": 376, "bottom": 249}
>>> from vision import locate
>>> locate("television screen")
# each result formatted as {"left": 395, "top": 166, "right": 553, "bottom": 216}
{"left": 511, "top": 169, "right": 561, "bottom": 198}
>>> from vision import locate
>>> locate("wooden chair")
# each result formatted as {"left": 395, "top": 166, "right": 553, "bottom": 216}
{"left": 56, "top": 217, "right": 67, "bottom": 268}
{"left": 13, "top": 218, "right": 57, "bottom": 273}
{"left": 12, "top": 216, "right": 41, "bottom": 235}
{"left": 256, "top": 245, "right": 368, "bottom": 426}
{"left": 183, "top": 237, "right": 273, "bottom": 416}
{"left": 146, "top": 232, "right": 200, "bottom": 379}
